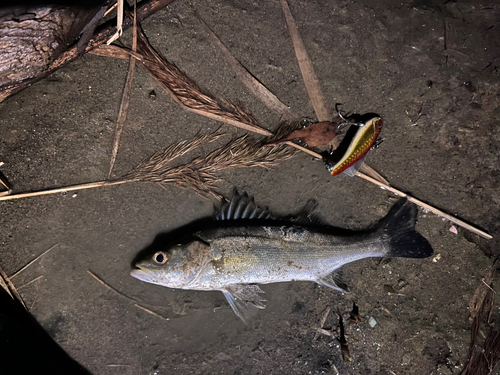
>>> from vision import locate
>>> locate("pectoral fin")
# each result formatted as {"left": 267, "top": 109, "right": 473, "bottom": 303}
{"left": 222, "top": 284, "right": 266, "bottom": 324}
{"left": 317, "top": 270, "right": 348, "bottom": 293}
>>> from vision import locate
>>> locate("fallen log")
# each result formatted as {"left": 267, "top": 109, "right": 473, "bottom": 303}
{"left": 0, "top": 0, "right": 175, "bottom": 103}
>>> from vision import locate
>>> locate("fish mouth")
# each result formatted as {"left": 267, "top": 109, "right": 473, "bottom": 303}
{"left": 130, "top": 268, "right": 152, "bottom": 283}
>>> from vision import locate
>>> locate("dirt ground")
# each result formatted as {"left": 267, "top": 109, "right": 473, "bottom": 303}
{"left": 1, "top": 0, "right": 500, "bottom": 374}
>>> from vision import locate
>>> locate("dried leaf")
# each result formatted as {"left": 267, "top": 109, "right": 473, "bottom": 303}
{"left": 266, "top": 121, "right": 338, "bottom": 147}
{"left": 195, "top": 10, "right": 298, "bottom": 122}
{"left": 280, "top": 0, "right": 330, "bottom": 123}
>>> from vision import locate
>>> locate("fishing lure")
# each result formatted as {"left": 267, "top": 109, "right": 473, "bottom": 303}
{"left": 326, "top": 117, "right": 383, "bottom": 177}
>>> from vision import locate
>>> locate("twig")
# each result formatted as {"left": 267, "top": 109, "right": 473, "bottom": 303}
{"left": 314, "top": 307, "right": 331, "bottom": 340}
{"left": 10, "top": 243, "right": 59, "bottom": 279}
{"left": 108, "top": 3, "right": 138, "bottom": 179}
{"left": 316, "top": 328, "right": 335, "bottom": 337}
{"left": 482, "top": 279, "right": 496, "bottom": 293}
{"left": 134, "top": 303, "right": 170, "bottom": 321}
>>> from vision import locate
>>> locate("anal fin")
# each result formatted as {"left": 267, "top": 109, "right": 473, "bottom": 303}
{"left": 317, "top": 270, "right": 348, "bottom": 293}
{"left": 222, "top": 284, "right": 266, "bottom": 324}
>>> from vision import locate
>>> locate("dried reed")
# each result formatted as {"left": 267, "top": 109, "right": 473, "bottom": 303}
{"left": 106, "top": 0, "right": 124, "bottom": 45}
{"left": 0, "top": 164, "right": 12, "bottom": 196}
{"left": 10, "top": 243, "right": 59, "bottom": 279}
{"left": 108, "top": 3, "right": 138, "bottom": 179}
{"left": 0, "top": 264, "right": 27, "bottom": 310}
{"left": 135, "top": 26, "right": 271, "bottom": 136}
{"left": 121, "top": 130, "right": 296, "bottom": 198}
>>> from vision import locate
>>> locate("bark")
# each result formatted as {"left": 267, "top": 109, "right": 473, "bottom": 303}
{"left": 0, "top": 0, "right": 175, "bottom": 102}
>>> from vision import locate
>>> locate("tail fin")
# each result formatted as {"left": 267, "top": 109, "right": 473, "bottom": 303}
{"left": 376, "top": 199, "right": 433, "bottom": 259}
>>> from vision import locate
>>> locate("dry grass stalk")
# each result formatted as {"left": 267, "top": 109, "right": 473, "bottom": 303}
{"left": 355, "top": 172, "right": 492, "bottom": 239}
{"left": 104, "top": 1, "right": 118, "bottom": 17}
{"left": 194, "top": 10, "right": 298, "bottom": 122}
{"left": 123, "top": 127, "right": 225, "bottom": 180}
{"left": 17, "top": 275, "right": 44, "bottom": 290}
{"left": 122, "top": 131, "right": 296, "bottom": 198}
{"left": 0, "top": 128, "right": 294, "bottom": 201}
{"left": 90, "top": 44, "right": 144, "bottom": 61}
{"left": 134, "top": 303, "right": 170, "bottom": 321}
{"left": 87, "top": 270, "right": 138, "bottom": 302}
{"left": 88, "top": 270, "right": 171, "bottom": 322}
{"left": 0, "top": 172, "right": 12, "bottom": 197}
{"left": 314, "top": 307, "right": 331, "bottom": 340}
{"left": 106, "top": 0, "right": 124, "bottom": 44}
{"left": 134, "top": 26, "right": 272, "bottom": 136}
{"left": 108, "top": 3, "right": 138, "bottom": 179}
{"left": 0, "top": 264, "right": 27, "bottom": 310}
{"left": 10, "top": 243, "right": 59, "bottom": 279}
{"left": 0, "top": 180, "right": 127, "bottom": 201}
{"left": 461, "top": 259, "right": 500, "bottom": 374}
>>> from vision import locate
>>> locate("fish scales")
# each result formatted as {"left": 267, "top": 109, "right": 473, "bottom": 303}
{"left": 196, "top": 225, "right": 385, "bottom": 288}
{"left": 131, "top": 193, "right": 433, "bottom": 323}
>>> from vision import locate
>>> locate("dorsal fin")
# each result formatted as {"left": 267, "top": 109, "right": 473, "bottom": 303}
{"left": 288, "top": 199, "right": 325, "bottom": 225}
{"left": 215, "top": 191, "right": 274, "bottom": 221}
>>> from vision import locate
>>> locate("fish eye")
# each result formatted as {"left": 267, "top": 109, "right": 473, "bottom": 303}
{"left": 153, "top": 251, "right": 169, "bottom": 265}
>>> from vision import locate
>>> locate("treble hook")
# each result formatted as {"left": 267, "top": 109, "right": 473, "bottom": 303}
{"left": 335, "top": 103, "right": 365, "bottom": 127}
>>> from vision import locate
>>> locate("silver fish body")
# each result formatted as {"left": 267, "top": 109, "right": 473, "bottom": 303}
{"left": 131, "top": 194, "right": 433, "bottom": 322}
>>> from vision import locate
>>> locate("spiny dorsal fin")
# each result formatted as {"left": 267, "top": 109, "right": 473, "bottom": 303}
{"left": 215, "top": 191, "right": 274, "bottom": 221}
{"left": 288, "top": 199, "right": 326, "bottom": 226}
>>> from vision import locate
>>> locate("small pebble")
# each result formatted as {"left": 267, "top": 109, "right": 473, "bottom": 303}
{"left": 432, "top": 253, "right": 441, "bottom": 262}
{"left": 368, "top": 317, "right": 377, "bottom": 328}
{"left": 449, "top": 225, "right": 458, "bottom": 234}
{"left": 149, "top": 90, "right": 157, "bottom": 100}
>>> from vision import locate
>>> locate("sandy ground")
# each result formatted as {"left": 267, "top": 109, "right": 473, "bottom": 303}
{"left": 1, "top": 0, "right": 500, "bottom": 374}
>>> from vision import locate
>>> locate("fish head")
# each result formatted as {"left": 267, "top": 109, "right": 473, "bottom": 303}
{"left": 130, "top": 239, "right": 212, "bottom": 289}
